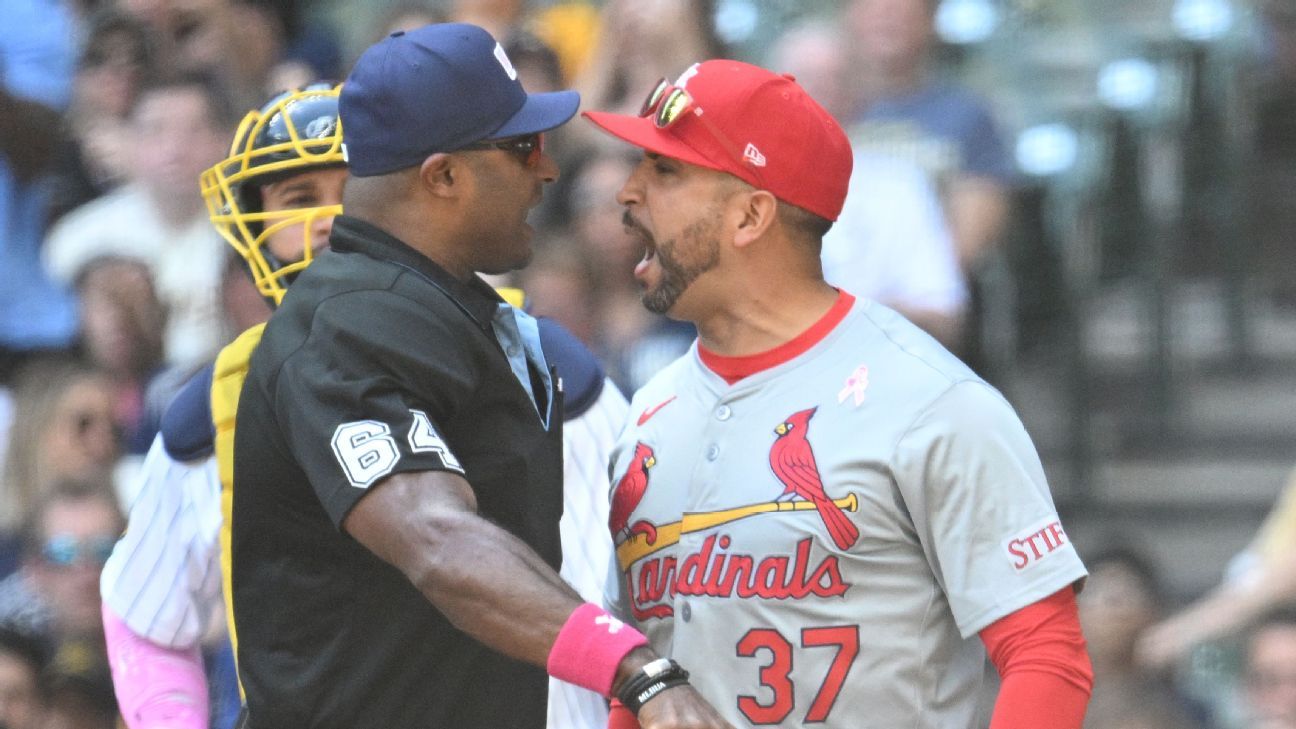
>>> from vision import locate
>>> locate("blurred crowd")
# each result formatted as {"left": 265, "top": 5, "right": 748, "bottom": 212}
{"left": 1, "top": 0, "right": 1295, "bottom": 728}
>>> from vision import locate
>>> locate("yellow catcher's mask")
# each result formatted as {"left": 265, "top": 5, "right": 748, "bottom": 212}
{"left": 200, "top": 82, "right": 345, "bottom": 305}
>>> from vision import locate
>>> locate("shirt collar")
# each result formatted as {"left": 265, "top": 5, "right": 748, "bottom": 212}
{"left": 328, "top": 214, "right": 503, "bottom": 330}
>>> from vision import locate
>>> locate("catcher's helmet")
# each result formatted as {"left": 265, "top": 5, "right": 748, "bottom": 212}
{"left": 200, "top": 82, "right": 345, "bottom": 305}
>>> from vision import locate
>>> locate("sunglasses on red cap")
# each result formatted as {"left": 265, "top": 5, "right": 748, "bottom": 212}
{"left": 636, "top": 78, "right": 768, "bottom": 189}
{"left": 639, "top": 79, "right": 694, "bottom": 129}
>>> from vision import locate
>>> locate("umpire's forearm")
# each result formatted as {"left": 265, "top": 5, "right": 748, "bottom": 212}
{"left": 343, "top": 469, "right": 584, "bottom": 668}
{"left": 408, "top": 506, "right": 585, "bottom": 665}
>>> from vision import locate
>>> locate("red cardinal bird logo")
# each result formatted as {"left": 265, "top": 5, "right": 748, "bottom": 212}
{"left": 610, "top": 442, "right": 659, "bottom": 545}
{"left": 769, "top": 407, "right": 860, "bottom": 550}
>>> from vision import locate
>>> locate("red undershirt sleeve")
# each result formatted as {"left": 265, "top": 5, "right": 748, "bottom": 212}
{"left": 607, "top": 699, "right": 638, "bottom": 729}
{"left": 980, "top": 586, "right": 1093, "bottom": 729}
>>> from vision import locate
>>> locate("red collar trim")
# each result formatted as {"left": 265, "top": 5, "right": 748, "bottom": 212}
{"left": 698, "top": 290, "right": 855, "bottom": 385}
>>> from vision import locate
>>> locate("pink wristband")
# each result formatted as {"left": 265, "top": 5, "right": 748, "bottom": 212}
{"left": 547, "top": 603, "right": 648, "bottom": 697}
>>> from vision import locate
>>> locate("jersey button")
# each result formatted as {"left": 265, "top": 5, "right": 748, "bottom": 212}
{"left": 705, "top": 445, "right": 720, "bottom": 461}
{"left": 681, "top": 602, "right": 692, "bottom": 622}
{"left": 715, "top": 405, "right": 732, "bottom": 421}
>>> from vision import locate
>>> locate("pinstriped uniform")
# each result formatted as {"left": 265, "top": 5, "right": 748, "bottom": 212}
{"left": 551, "top": 378, "right": 627, "bottom": 729}
{"left": 100, "top": 438, "right": 224, "bottom": 648}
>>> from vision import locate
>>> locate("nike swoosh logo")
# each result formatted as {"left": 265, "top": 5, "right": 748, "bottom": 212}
{"left": 637, "top": 396, "right": 677, "bottom": 426}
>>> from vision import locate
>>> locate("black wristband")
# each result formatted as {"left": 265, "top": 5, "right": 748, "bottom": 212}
{"left": 617, "top": 657, "right": 691, "bottom": 715}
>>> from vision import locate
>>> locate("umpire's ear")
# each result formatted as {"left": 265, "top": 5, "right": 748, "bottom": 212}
{"left": 418, "top": 153, "right": 460, "bottom": 199}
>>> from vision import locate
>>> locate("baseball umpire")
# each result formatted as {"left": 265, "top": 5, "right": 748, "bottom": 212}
{"left": 586, "top": 60, "right": 1093, "bottom": 728}
{"left": 228, "top": 24, "right": 730, "bottom": 729}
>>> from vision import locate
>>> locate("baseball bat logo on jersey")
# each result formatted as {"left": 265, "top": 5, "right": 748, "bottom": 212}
{"left": 609, "top": 406, "right": 865, "bottom": 621}
{"left": 769, "top": 407, "right": 860, "bottom": 550}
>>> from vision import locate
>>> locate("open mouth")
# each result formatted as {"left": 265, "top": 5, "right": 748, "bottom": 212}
{"left": 626, "top": 225, "right": 657, "bottom": 281}
{"left": 623, "top": 210, "right": 657, "bottom": 271}
{"left": 639, "top": 236, "right": 657, "bottom": 264}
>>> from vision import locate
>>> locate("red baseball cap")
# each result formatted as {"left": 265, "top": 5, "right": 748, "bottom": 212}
{"left": 582, "top": 60, "right": 853, "bottom": 222}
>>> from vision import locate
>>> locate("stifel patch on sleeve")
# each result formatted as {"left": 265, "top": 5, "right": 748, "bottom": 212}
{"left": 1002, "top": 517, "right": 1072, "bottom": 572}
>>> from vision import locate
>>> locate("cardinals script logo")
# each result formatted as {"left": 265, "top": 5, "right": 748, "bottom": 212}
{"left": 610, "top": 412, "right": 861, "bottom": 620}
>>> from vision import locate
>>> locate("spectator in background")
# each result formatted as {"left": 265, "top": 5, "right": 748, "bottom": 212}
{"left": 73, "top": 257, "right": 167, "bottom": 456}
{"left": 1242, "top": 609, "right": 1296, "bottom": 729}
{"left": 503, "top": 30, "right": 585, "bottom": 230}
{"left": 0, "top": 481, "right": 122, "bottom": 729}
{"left": 845, "top": 0, "right": 1014, "bottom": 271}
{"left": 1082, "top": 691, "right": 1203, "bottom": 729}
{"left": 1139, "top": 467, "right": 1296, "bottom": 673}
{"left": 218, "top": 249, "right": 274, "bottom": 343}
{"left": 115, "top": 0, "right": 339, "bottom": 108}
{"left": 114, "top": 0, "right": 175, "bottom": 42}
{"left": 529, "top": 1, "right": 601, "bottom": 84}
{"left": 767, "top": 18, "right": 853, "bottom": 123}
{"left": 822, "top": 151, "right": 967, "bottom": 348}
{"left": 571, "top": 0, "right": 722, "bottom": 153}
{"left": 49, "top": 10, "right": 157, "bottom": 223}
{"left": 45, "top": 74, "right": 235, "bottom": 369}
{"left": 560, "top": 150, "right": 694, "bottom": 392}
{"left": 1080, "top": 545, "right": 1165, "bottom": 687}
{"left": 0, "top": 479, "right": 124, "bottom": 643}
{"left": 1078, "top": 544, "right": 1205, "bottom": 729}
{"left": 39, "top": 633, "right": 119, "bottom": 729}
{"left": 449, "top": 0, "right": 527, "bottom": 42}
{"left": 72, "top": 12, "right": 155, "bottom": 144}
{"left": 517, "top": 237, "right": 603, "bottom": 347}
{"left": 1250, "top": 0, "right": 1296, "bottom": 307}
{"left": 0, "top": 626, "right": 46, "bottom": 729}
{"left": 0, "top": 360, "right": 119, "bottom": 575}
{"left": 768, "top": 19, "right": 966, "bottom": 347}
{"left": 155, "top": 0, "right": 286, "bottom": 111}
{"left": 374, "top": 2, "right": 448, "bottom": 39}
{"left": 0, "top": 0, "right": 80, "bottom": 382}
{"left": 258, "top": 0, "right": 343, "bottom": 100}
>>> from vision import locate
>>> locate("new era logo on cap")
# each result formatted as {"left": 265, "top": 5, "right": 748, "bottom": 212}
{"left": 743, "top": 143, "right": 766, "bottom": 168}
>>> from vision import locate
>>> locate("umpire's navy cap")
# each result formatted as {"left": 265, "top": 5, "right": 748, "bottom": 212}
{"left": 339, "top": 23, "right": 579, "bottom": 177}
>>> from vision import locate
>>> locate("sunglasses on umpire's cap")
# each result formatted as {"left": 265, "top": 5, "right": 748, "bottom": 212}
{"left": 339, "top": 23, "right": 579, "bottom": 177}
{"left": 582, "top": 60, "right": 853, "bottom": 222}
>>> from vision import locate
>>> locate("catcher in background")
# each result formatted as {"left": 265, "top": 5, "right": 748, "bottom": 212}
{"left": 99, "top": 79, "right": 626, "bottom": 729}
{"left": 99, "top": 82, "right": 347, "bottom": 729}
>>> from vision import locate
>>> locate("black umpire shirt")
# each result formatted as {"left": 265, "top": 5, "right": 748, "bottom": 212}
{"left": 231, "top": 215, "right": 565, "bottom": 729}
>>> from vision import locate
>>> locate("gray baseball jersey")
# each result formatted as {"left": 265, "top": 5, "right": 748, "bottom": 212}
{"left": 607, "top": 295, "right": 1086, "bottom": 728}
